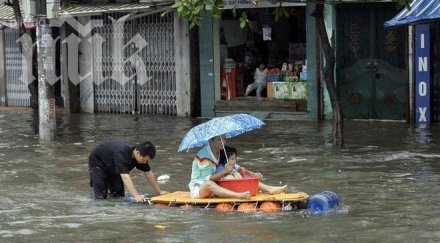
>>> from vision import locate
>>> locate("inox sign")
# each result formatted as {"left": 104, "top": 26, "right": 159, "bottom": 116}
{"left": 415, "top": 24, "right": 430, "bottom": 126}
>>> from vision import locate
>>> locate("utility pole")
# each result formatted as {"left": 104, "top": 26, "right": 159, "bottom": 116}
{"left": 36, "top": 0, "right": 59, "bottom": 140}
{"left": 37, "top": 18, "right": 55, "bottom": 140}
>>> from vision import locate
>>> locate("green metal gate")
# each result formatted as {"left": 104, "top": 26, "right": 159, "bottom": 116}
{"left": 336, "top": 4, "right": 407, "bottom": 120}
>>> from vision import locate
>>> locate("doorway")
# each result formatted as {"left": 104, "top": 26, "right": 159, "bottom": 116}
{"left": 336, "top": 4, "right": 407, "bottom": 120}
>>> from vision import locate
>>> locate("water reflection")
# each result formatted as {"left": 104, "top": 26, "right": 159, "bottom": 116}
{"left": 0, "top": 112, "right": 439, "bottom": 242}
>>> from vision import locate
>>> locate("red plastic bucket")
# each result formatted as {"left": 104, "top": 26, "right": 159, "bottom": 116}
{"left": 218, "top": 177, "right": 260, "bottom": 196}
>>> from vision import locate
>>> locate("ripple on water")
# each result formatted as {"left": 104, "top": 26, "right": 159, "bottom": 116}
{"left": 16, "top": 229, "right": 35, "bottom": 235}
{"left": 286, "top": 157, "right": 307, "bottom": 163}
{"left": 63, "top": 223, "right": 82, "bottom": 228}
{"left": 0, "top": 143, "right": 11, "bottom": 148}
{"left": 0, "top": 229, "right": 34, "bottom": 237}
{"left": 382, "top": 151, "right": 416, "bottom": 161}
{"left": 0, "top": 231, "right": 14, "bottom": 238}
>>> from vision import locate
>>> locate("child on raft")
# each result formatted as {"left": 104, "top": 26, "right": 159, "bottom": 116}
{"left": 218, "top": 146, "right": 242, "bottom": 179}
{"left": 188, "top": 136, "right": 252, "bottom": 199}
{"left": 217, "top": 145, "right": 288, "bottom": 195}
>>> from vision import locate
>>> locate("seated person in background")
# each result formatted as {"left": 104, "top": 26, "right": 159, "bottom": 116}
{"left": 281, "top": 61, "right": 289, "bottom": 73}
{"left": 244, "top": 62, "right": 268, "bottom": 98}
{"left": 217, "top": 146, "right": 289, "bottom": 195}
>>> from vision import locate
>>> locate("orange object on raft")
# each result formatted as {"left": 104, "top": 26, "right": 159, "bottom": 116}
{"left": 259, "top": 201, "right": 282, "bottom": 213}
{"left": 218, "top": 177, "right": 260, "bottom": 196}
{"left": 216, "top": 203, "right": 234, "bottom": 212}
{"left": 237, "top": 202, "right": 258, "bottom": 213}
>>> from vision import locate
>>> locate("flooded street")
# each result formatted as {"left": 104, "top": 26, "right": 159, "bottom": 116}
{"left": 0, "top": 111, "right": 439, "bottom": 242}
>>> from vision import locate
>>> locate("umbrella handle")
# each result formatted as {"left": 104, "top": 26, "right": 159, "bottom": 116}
{"left": 220, "top": 136, "right": 229, "bottom": 164}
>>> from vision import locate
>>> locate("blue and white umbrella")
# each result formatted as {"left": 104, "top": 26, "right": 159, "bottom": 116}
{"left": 178, "top": 113, "right": 265, "bottom": 152}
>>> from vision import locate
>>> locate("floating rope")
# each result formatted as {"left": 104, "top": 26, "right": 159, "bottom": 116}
{"left": 232, "top": 202, "right": 239, "bottom": 210}
{"left": 204, "top": 202, "right": 211, "bottom": 209}
{"left": 252, "top": 202, "right": 258, "bottom": 210}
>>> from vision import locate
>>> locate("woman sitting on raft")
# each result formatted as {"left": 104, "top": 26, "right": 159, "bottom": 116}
{"left": 188, "top": 136, "right": 251, "bottom": 199}
{"left": 217, "top": 145, "right": 288, "bottom": 195}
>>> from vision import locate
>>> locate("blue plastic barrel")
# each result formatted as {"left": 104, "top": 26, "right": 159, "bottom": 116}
{"left": 307, "top": 191, "right": 341, "bottom": 213}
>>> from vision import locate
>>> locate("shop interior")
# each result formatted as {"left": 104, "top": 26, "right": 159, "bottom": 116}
{"left": 219, "top": 7, "right": 307, "bottom": 101}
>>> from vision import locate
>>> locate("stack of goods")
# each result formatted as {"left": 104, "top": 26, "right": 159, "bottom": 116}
{"left": 266, "top": 68, "right": 284, "bottom": 82}
{"left": 284, "top": 69, "right": 298, "bottom": 82}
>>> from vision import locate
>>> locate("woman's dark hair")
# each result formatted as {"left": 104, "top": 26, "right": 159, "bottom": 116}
{"left": 219, "top": 145, "right": 237, "bottom": 165}
{"left": 136, "top": 141, "right": 156, "bottom": 159}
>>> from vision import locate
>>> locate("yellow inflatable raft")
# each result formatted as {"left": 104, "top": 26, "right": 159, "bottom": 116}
{"left": 151, "top": 191, "right": 309, "bottom": 208}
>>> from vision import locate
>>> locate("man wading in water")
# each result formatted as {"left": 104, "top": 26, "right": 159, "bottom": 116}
{"left": 89, "top": 140, "right": 167, "bottom": 202}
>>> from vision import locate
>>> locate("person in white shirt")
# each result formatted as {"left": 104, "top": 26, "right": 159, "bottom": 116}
{"left": 244, "top": 63, "right": 268, "bottom": 98}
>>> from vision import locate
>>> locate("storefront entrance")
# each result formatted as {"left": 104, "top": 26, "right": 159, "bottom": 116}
{"left": 336, "top": 4, "right": 407, "bottom": 120}
{"left": 217, "top": 6, "right": 307, "bottom": 110}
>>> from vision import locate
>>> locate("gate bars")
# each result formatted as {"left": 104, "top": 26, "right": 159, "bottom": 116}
{"left": 4, "top": 28, "right": 31, "bottom": 107}
{"left": 93, "top": 12, "right": 176, "bottom": 115}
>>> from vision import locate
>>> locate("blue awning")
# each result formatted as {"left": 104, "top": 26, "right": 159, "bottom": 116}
{"left": 384, "top": 0, "right": 440, "bottom": 27}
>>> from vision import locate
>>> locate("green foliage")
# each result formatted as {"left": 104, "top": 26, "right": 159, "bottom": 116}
{"left": 174, "top": 0, "right": 288, "bottom": 29}
{"left": 173, "top": 0, "right": 224, "bottom": 28}
{"left": 396, "top": 0, "right": 413, "bottom": 10}
{"left": 174, "top": 0, "right": 414, "bottom": 29}
{"left": 272, "top": 3, "right": 289, "bottom": 22}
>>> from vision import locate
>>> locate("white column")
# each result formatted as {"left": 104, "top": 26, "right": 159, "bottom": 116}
{"left": 78, "top": 16, "right": 94, "bottom": 113}
{"left": 37, "top": 19, "right": 55, "bottom": 140}
{"left": 174, "top": 13, "right": 191, "bottom": 116}
{"left": 213, "top": 18, "right": 221, "bottom": 101}
{"left": 408, "top": 25, "right": 413, "bottom": 122}
{"left": 60, "top": 24, "right": 70, "bottom": 113}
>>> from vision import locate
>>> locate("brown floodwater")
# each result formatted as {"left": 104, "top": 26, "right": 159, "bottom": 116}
{"left": 0, "top": 111, "right": 439, "bottom": 242}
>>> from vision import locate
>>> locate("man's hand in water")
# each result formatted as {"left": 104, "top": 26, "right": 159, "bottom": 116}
{"left": 134, "top": 195, "right": 147, "bottom": 203}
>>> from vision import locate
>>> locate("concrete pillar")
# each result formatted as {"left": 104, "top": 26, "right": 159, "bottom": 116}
{"left": 60, "top": 24, "right": 70, "bottom": 113}
{"left": 199, "top": 11, "right": 215, "bottom": 118}
{"left": 0, "top": 29, "right": 5, "bottom": 105}
{"left": 213, "top": 18, "right": 221, "bottom": 101}
{"left": 306, "top": 3, "right": 318, "bottom": 119}
{"left": 37, "top": 19, "right": 56, "bottom": 141}
{"left": 408, "top": 25, "right": 414, "bottom": 123}
{"left": 174, "top": 13, "right": 191, "bottom": 116}
{"left": 78, "top": 16, "right": 94, "bottom": 113}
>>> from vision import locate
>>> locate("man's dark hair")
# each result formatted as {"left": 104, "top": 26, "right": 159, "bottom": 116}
{"left": 136, "top": 141, "right": 156, "bottom": 159}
